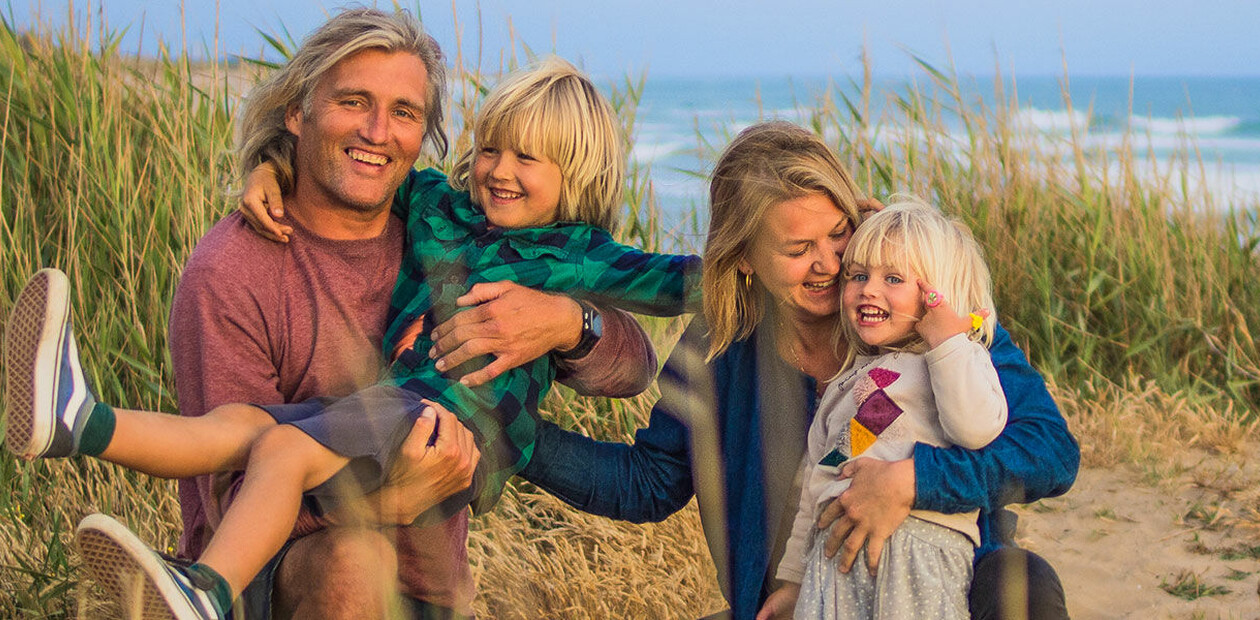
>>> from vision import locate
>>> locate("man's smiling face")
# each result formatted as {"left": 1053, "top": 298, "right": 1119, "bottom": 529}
{"left": 285, "top": 48, "right": 429, "bottom": 215}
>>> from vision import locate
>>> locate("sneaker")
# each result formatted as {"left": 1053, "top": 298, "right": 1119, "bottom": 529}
{"left": 75, "top": 513, "right": 225, "bottom": 620}
{"left": 3, "top": 268, "right": 98, "bottom": 458}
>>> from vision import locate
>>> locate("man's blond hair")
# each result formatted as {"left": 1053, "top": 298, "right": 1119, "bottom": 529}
{"left": 235, "top": 8, "right": 447, "bottom": 194}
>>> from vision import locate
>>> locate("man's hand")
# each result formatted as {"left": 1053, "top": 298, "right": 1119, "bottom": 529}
{"left": 423, "top": 281, "right": 583, "bottom": 387}
{"left": 817, "top": 457, "right": 915, "bottom": 576}
{"left": 366, "top": 401, "right": 480, "bottom": 525}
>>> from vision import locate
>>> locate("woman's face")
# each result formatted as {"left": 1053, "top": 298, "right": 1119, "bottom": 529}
{"left": 740, "top": 193, "right": 853, "bottom": 325}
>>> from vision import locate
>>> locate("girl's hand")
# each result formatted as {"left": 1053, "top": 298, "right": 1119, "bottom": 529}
{"left": 755, "top": 583, "right": 801, "bottom": 620}
{"left": 240, "top": 162, "right": 293, "bottom": 243}
{"left": 914, "top": 280, "right": 987, "bottom": 349}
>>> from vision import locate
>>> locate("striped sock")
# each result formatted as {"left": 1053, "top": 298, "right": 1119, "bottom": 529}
{"left": 77, "top": 402, "right": 115, "bottom": 456}
{"left": 185, "top": 562, "right": 233, "bottom": 616}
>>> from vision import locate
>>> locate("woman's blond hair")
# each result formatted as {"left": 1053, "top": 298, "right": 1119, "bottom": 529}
{"left": 839, "top": 195, "right": 997, "bottom": 367}
{"left": 449, "top": 57, "right": 624, "bottom": 230}
{"left": 703, "top": 121, "right": 862, "bottom": 360}
{"left": 235, "top": 8, "right": 447, "bottom": 195}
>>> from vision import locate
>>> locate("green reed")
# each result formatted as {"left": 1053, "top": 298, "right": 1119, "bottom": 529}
{"left": 1, "top": 9, "right": 1258, "bottom": 619}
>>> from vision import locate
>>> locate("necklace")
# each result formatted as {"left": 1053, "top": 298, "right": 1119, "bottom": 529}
{"left": 774, "top": 314, "right": 806, "bottom": 372}
{"left": 787, "top": 339, "right": 807, "bottom": 375}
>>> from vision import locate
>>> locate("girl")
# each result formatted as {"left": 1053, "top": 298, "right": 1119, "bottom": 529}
{"left": 760, "top": 198, "right": 1007, "bottom": 620}
{"left": 4, "top": 57, "right": 699, "bottom": 619}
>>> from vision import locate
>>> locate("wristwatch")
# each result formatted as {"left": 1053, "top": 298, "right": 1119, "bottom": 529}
{"left": 555, "top": 301, "right": 602, "bottom": 360}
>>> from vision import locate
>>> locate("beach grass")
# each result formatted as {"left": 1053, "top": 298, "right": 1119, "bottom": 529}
{"left": 1, "top": 9, "right": 1258, "bottom": 619}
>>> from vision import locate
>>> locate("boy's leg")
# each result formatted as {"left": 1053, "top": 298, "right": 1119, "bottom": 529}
{"left": 100, "top": 403, "right": 276, "bottom": 477}
{"left": 76, "top": 513, "right": 229, "bottom": 619}
{"left": 199, "top": 424, "right": 352, "bottom": 596}
{"left": 76, "top": 426, "right": 355, "bottom": 619}
{"left": 3, "top": 268, "right": 277, "bottom": 474}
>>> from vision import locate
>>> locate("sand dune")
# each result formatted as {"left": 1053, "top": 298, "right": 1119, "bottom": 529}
{"left": 1014, "top": 445, "right": 1260, "bottom": 619}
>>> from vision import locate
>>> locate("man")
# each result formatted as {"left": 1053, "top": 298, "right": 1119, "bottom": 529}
{"left": 168, "top": 8, "right": 655, "bottom": 618}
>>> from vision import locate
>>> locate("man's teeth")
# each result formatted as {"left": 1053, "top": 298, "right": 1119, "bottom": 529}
{"left": 803, "top": 278, "right": 836, "bottom": 291}
{"left": 348, "top": 149, "right": 388, "bottom": 165}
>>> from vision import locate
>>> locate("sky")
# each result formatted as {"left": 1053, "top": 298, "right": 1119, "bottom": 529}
{"left": 7, "top": 1, "right": 1260, "bottom": 79}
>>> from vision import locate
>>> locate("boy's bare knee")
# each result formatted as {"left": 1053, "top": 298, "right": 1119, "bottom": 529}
{"left": 206, "top": 402, "right": 272, "bottom": 426}
{"left": 275, "top": 528, "right": 400, "bottom": 618}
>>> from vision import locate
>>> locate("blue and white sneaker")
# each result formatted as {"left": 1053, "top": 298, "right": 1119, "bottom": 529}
{"left": 75, "top": 513, "right": 225, "bottom": 620}
{"left": 3, "top": 268, "right": 98, "bottom": 458}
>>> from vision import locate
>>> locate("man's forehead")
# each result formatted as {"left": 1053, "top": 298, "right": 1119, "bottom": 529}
{"left": 316, "top": 48, "right": 429, "bottom": 100}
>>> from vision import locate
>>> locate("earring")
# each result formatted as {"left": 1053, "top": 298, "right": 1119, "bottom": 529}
{"left": 743, "top": 272, "right": 752, "bottom": 288}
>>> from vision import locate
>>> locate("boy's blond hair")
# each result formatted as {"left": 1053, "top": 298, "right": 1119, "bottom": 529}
{"left": 702, "top": 121, "right": 862, "bottom": 360}
{"left": 840, "top": 196, "right": 997, "bottom": 365}
{"left": 450, "top": 57, "right": 624, "bottom": 231}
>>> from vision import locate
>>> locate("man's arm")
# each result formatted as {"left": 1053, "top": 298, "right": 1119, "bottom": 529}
{"left": 553, "top": 306, "right": 657, "bottom": 397}
{"left": 426, "top": 281, "right": 658, "bottom": 396}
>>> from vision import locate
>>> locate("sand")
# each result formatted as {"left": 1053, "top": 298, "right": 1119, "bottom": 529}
{"left": 1012, "top": 445, "right": 1260, "bottom": 619}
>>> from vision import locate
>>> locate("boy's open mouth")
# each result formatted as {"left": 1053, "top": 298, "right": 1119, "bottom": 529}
{"left": 489, "top": 187, "right": 524, "bottom": 200}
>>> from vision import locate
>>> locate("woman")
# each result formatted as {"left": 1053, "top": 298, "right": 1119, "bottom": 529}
{"left": 518, "top": 121, "right": 1078, "bottom": 619}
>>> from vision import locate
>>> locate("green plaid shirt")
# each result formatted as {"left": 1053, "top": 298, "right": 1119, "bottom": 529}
{"left": 383, "top": 168, "right": 701, "bottom": 516}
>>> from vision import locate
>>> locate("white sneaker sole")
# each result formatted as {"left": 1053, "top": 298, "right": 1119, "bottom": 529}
{"left": 3, "top": 268, "right": 70, "bottom": 458}
{"left": 75, "top": 513, "right": 208, "bottom": 620}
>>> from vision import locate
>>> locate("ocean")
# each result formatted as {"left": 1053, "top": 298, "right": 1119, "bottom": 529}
{"left": 623, "top": 74, "right": 1260, "bottom": 235}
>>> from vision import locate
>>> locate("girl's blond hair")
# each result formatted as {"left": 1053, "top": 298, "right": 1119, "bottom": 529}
{"left": 703, "top": 121, "right": 862, "bottom": 360}
{"left": 839, "top": 196, "right": 997, "bottom": 366}
{"left": 450, "top": 57, "right": 624, "bottom": 230}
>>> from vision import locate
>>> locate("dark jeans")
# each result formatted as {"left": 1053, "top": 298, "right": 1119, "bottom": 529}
{"left": 969, "top": 547, "right": 1070, "bottom": 620}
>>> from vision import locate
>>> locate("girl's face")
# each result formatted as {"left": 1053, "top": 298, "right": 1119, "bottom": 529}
{"left": 473, "top": 144, "right": 563, "bottom": 228}
{"left": 842, "top": 261, "right": 925, "bottom": 348}
{"left": 740, "top": 193, "right": 853, "bottom": 325}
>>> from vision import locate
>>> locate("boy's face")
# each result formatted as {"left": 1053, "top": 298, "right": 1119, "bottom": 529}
{"left": 472, "top": 145, "right": 564, "bottom": 228}
{"left": 285, "top": 48, "right": 429, "bottom": 216}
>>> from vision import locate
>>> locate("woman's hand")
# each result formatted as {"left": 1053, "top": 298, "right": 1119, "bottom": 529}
{"left": 423, "top": 281, "right": 583, "bottom": 387}
{"left": 856, "top": 196, "right": 885, "bottom": 217}
{"left": 239, "top": 162, "right": 293, "bottom": 243}
{"left": 817, "top": 457, "right": 915, "bottom": 576}
{"left": 915, "top": 280, "right": 987, "bottom": 349}
{"left": 755, "top": 583, "right": 801, "bottom": 620}
{"left": 366, "top": 400, "right": 480, "bottom": 525}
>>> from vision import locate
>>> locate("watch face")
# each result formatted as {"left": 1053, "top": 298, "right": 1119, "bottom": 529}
{"left": 591, "top": 311, "right": 603, "bottom": 338}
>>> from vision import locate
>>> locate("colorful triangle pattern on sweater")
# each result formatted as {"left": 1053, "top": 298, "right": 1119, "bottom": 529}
{"left": 849, "top": 367, "right": 903, "bottom": 457}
